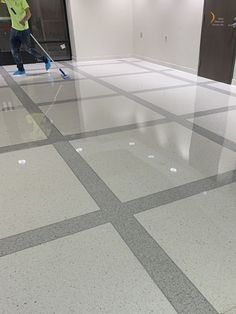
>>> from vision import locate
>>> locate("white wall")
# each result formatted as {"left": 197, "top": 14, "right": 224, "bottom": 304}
{"left": 65, "top": 0, "right": 236, "bottom": 84}
{"left": 133, "top": 0, "right": 205, "bottom": 73}
{"left": 66, "top": 0, "right": 133, "bottom": 60}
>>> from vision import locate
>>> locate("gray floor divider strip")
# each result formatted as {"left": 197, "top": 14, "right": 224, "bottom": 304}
{"left": 0, "top": 138, "right": 55, "bottom": 154}
{"left": 182, "top": 105, "right": 236, "bottom": 119}
{"left": 0, "top": 66, "right": 122, "bottom": 210}
{"left": 64, "top": 118, "right": 170, "bottom": 141}
{"left": 112, "top": 216, "right": 219, "bottom": 314}
{"left": 37, "top": 93, "right": 118, "bottom": 107}
{"left": 53, "top": 141, "right": 122, "bottom": 209}
{"left": 124, "top": 169, "right": 236, "bottom": 214}
{"left": 63, "top": 62, "right": 236, "bottom": 153}
{"left": 19, "top": 77, "right": 87, "bottom": 87}
{"left": 0, "top": 118, "right": 169, "bottom": 155}
{"left": 125, "top": 59, "right": 236, "bottom": 97}
{"left": 132, "top": 83, "right": 194, "bottom": 94}
{"left": 0, "top": 211, "right": 108, "bottom": 258}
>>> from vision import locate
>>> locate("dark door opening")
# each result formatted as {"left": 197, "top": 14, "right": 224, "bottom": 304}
{"left": 198, "top": 0, "right": 236, "bottom": 84}
{"left": 0, "top": 0, "right": 71, "bottom": 66}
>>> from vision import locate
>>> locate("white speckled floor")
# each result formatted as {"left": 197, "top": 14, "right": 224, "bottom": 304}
{"left": 0, "top": 58, "right": 235, "bottom": 314}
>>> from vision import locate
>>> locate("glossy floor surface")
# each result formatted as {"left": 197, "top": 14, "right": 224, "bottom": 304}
{"left": 0, "top": 58, "right": 235, "bottom": 314}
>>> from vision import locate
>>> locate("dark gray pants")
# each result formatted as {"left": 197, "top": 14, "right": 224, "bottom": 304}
{"left": 10, "top": 28, "right": 47, "bottom": 71}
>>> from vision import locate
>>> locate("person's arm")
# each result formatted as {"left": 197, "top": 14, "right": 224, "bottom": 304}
{"left": 19, "top": 7, "right": 31, "bottom": 26}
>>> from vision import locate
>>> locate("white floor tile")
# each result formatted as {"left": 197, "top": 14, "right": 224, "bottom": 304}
{"left": 0, "top": 87, "right": 24, "bottom": 111}
{"left": 119, "top": 57, "right": 142, "bottom": 62}
{"left": 169, "top": 69, "right": 211, "bottom": 83}
{"left": 0, "top": 108, "right": 46, "bottom": 147}
{"left": 223, "top": 308, "right": 236, "bottom": 314}
{"left": 0, "top": 76, "right": 7, "bottom": 87}
{"left": 0, "top": 145, "right": 99, "bottom": 238}
{"left": 80, "top": 63, "right": 149, "bottom": 77}
{"left": 70, "top": 123, "right": 236, "bottom": 202}
{"left": 0, "top": 224, "right": 177, "bottom": 314}
{"left": 103, "top": 72, "right": 184, "bottom": 92}
{"left": 70, "top": 59, "right": 122, "bottom": 66}
{"left": 209, "top": 82, "right": 236, "bottom": 94}
{"left": 22, "top": 79, "right": 116, "bottom": 104}
{"left": 189, "top": 110, "right": 236, "bottom": 143}
{"left": 40, "top": 96, "right": 163, "bottom": 135}
{"left": 136, "top": 183, "right": 236, "bottom": 314}
{"left": 131, "top": 61, "right": 170, "bottom": 71}
{"left": 136, "top": 85, "right": 236, "bottom": 115}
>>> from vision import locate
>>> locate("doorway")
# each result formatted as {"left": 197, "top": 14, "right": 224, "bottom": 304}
{"left": 198, "top": 0, "right": 236, "bottom": 84}
{"left": 0, "top": 0, "right": 71, "bottom": 66}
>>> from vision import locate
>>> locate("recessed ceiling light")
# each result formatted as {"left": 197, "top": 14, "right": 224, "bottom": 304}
{"left": 148, "top": 155, "right": 155, "bottom": 159}
{"left": 129, "top": 142, "right": 135, "bottom": 146}
{"left": 170, "top": 167, "right": 177, "bottom": 173}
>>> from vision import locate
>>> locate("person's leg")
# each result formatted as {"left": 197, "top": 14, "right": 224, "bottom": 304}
{"left": 10, "top": 28, "right": 25, "bottom": 72}
{"left": 21, "top": 29, "right": 51, "bottom": 70}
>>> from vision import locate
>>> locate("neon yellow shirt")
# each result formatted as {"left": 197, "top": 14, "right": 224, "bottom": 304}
{"left": 1, "top": 0, "right": 29, "bottom": 31}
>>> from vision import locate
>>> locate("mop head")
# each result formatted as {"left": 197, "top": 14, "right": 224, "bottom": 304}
{"left": 59, "top": 68, "right": 71, "bottom": 80}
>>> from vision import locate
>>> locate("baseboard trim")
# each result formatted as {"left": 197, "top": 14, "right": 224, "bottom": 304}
{"left": 74, "top": 54, "right": 133, "bottom": 62}
{"left": 134, "top": 54, "right": 197, "bottom": 74}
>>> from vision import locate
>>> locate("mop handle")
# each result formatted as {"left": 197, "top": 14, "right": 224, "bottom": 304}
{"left": 30, "top": 33, "right": 54, "bottom": 63}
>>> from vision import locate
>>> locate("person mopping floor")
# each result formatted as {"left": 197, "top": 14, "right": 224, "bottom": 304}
{"left": 1, "top": 0, "right": 51, "bottom": 76}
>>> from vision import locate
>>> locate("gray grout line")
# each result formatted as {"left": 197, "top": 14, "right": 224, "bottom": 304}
{"left": 64, "top": 118, "right": 170, "bottom": 141}
{"left": 0, "top": 138, "right": 57, "bottom": 155}
{"left": 132, "top": 83, "right": 195, "bottom": 94}
{"left": 0, "top": 210, "right": 108, "bottom": 258}
{"left": 124, "top": 169, "right": 236, "bottom": 215}
{"left": 6, "top": 65, "right": 66, "bottom": 73}
{"left": 126, "top": 60, "right": 236, "bottom": 97}
{"left": 4, "top": 70, "right": 154, "bottom": 88}
{"left": 0, "top": 118, "right": 169, "bottom": 155}
{"left": 122, "top": 60, "right": 200, "bottom": 85}
{"left": 53, "top": 141, "right": 122, "bottom": 209}
{"left": 37, "top": 93, "right": 119, "bottom": 107}
{"left": 70, "top": 60, "right": 123, "bottom": 67}
{"left": 0, "top": 66, "right": 122, "bottom": 210}
{"left": 19, "top": 77, "right": 87, "bottom": 87}
{"left": 191, "top": 122, "right": 236, "bottom": 152}
{"left": 0, "top": 168, "right": 235, "bottom": 261}
{"left": 112, "top": 215, "right": 219, "bottom": 314}
{"left": 1, "top": 101, "right": 235, "bottom": 155}
{"left": 94, "top": 70, "right": 151, "bottom": 79}
{"left": 181, "top": 105, "right": 236, "bottom": 119}
{"left": 64, "top": 62, "right": 236, "bottom": 152}
{"left": 202, "top": 82, "right": 236, "bottom": 97}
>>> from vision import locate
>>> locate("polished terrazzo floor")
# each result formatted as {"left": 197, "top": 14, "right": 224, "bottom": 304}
{"left": 0, "top": 58, "right": 235, "bottom": 314}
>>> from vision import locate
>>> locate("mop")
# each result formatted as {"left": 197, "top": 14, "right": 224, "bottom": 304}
{"left": 5, "top": 0, "right": 70, "bottom": 80}
{"left": 29, "top": 33, "right": 70, "bottom": 80}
